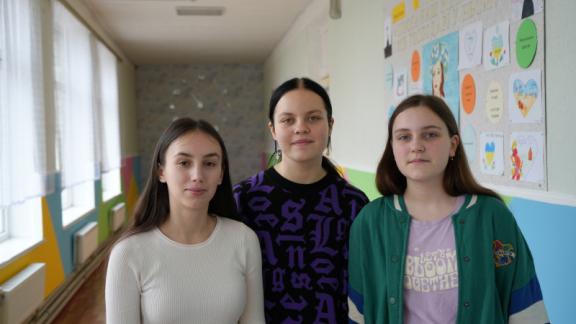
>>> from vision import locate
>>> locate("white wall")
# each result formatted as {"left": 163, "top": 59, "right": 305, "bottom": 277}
{"left": 545, "top": 1, "right": 576, "bottom": 196}
{"left": 262, "top": 0, "right": 329, "bottom": 153}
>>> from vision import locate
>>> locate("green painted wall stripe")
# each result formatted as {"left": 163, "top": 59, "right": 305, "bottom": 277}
{"left": 345, "top": 168, "right": 380, "bottom": 201}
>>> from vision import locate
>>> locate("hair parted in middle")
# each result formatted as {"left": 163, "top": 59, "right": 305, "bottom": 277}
{"left": 376, "top": 94, "right": 501, "bottom": 200}
{"left": 123, "top": 118, "right": 238, "bottom": 240}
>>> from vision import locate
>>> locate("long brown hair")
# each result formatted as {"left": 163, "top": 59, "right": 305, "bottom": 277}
{"left": 376, "top": 94, "right": 500, "bottom": 200}
{"left": 122, "top": 118, "right": 238, "bottom": 240}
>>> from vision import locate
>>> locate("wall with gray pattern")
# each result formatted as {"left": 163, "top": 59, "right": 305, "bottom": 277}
{"left": 135, "top": 64, "right": 265, "bottom": 184}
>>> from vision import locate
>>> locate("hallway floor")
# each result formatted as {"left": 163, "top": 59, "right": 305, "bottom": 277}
{"left": 51, "top": 261, "right": 106, "bottom": 324}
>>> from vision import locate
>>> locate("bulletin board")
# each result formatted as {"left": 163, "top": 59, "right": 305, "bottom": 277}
{"left": 383, "top": 0, "right": 546, "bottom": 190}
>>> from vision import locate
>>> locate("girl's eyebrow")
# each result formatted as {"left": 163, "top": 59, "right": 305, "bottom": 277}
{"left": 393, "top": 125, "right": 442, "bottom": 134}
{"left": 174, "top": 152, "right": 221, "bottom": 159}
{"left": 277, "top": 109, "right": 324, "bottom": 116}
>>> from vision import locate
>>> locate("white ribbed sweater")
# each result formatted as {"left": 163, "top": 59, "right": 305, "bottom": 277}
{"left": 105, "top": 217, "right": 265, "bottom": 324}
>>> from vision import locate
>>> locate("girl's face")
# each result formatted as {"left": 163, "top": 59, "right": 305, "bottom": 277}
{"left": 158, "top": 131, "right": 223, "bottom": 213}
{"left": 432, "top": 61, "right": 443, "bottom": 96}
{"left": 391, "top": 106, "right": 459, "bottom": 186}
{"left": 270, "top": 88, "right": 332, "bottom": 165}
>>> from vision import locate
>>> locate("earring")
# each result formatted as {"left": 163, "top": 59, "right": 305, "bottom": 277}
{"left": 450, "top": 155, "right": 454, "bottom": 161}
{"left": 268, "top": 141, "right": 282, "bottom": 166}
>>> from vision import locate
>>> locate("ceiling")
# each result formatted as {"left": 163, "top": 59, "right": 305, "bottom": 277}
{"left": 82, "top": 0, "right": 314, "bottom": 65}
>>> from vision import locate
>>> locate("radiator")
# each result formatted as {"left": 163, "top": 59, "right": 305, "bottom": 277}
{"left": 75, "top": 221, "right": 99, "bottom": 266}
{"left": 0, "top": 263, "right": 46, "bottom": 324}
{"left": 109, "top": 202, "right": 126, "bottom": 232}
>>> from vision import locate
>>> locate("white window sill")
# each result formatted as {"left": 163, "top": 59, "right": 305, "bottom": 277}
{"left": 102, "top": 190, "right": 122, "bottom": 203}
{"left": 62, "top": 205, "right": 94, "bottom": 229}
{"left": 0, "top": 237, "right": 43, "bottom": 268}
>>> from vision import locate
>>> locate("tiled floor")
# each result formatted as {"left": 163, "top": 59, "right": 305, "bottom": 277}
{"left": 51, "top": 261, "right": 106, "bottom": 324}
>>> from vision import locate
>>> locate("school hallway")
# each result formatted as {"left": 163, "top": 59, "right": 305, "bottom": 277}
{"left": 50, "top": 261, "right": 106, "bottom": 324}
{"left": 1, "top": 1, "right": 575, "bottom": 323}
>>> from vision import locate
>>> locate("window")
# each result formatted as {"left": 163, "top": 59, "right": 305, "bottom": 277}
{"left": 0, "top": 0, "right": 46, "bottom": 260}
{"left": 53, "top": 0, "right": 97, "bottom": 227}
{"left": 94, "top": 41, "right": 122, "bottom": 202}
{"left": 0, "top": 208, "right": 8, "bottom": 243}
{"left": 0, "top": 198, "right": 43, "bottom": 266}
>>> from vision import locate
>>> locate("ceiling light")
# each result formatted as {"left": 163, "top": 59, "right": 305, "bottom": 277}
{"left": 176, "top": 6, "right": 225, "bottom": 16}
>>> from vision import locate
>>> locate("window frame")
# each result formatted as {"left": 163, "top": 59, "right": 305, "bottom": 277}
{"left": 0, "top": 207, "right": 9, "bottom": 243}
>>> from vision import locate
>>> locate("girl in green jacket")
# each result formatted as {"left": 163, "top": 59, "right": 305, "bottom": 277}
{"left": 348, "top": 94, "right": 549, "bottom": 324}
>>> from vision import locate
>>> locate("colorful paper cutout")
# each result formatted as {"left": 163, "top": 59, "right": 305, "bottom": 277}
{"left": 516, "top": 18, "right": 537, "bottom": 68}
{"left": 508, "top": 69, "right": 542, "bottom": 123}
{"left": 461, "top": 74, "right": 476, "bottom": 114}
{"left": 484, "top": 21, "right": 510, "bottom": 70}
{"left": 486, "top": 81, "right": 504, "bottom": 123}
{"left": 411, "top": 50, "right": 421, "bottom": 82}
{"left": 392, "top": 1, "right": 406, "bottom": 24}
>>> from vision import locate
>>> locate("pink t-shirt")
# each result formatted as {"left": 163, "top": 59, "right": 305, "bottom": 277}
{"left": 403, "top": 196, "right": 465, "bottom": 324}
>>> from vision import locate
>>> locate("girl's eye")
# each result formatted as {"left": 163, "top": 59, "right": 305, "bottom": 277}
{"left": 309, "top": 115, "right": 322, "bottom": 121}
{"left": 178, "top": 160, "right": 190, "bottom": 167}
{"left": 425, "top": 132, "right": 439, "bottom": 139}
{"left": 396, "top": 135, "right": 409, "bottom": 141}
{"left": 204, "top": 161, "right": 217, "bottom": 167}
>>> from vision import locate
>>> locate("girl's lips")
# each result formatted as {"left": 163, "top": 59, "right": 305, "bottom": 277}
{"left": 292, "top": 139, "right": 313, "bottom": 145}
{"left": 409, "top": 159, "right": 429, "bottom": 164}
{"left": 185, "top": 188, "right": 206, "bottom": 194}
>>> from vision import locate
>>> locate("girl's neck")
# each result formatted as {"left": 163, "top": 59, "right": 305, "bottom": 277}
{"left": 404, "top": 182, "right": 457, "bottom": 221}
{"left": 274, "top": 157, "right": 326, "bottom": 184}
{"left": 159, "top": 208, "right": 216, "bottom": 244}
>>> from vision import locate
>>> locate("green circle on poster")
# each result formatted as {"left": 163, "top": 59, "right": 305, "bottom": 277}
{"left": 516, "top": 19, "right": 538, "bottom": 68}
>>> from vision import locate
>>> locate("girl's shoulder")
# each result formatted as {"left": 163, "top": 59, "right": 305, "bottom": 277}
{"left": 109, "top": 230, "right": 156, "bottom": 263}
{"left": 217, "top": 217, "right": 259, "bottom": 242}
{"left": 464, "top": 194, "right": 511, "bottom": 214}
{"left": 233, "top": 170, "right": 270, "bottom": 194}
{"left": 354, "top": 196, "right": 396, "bottom": 221}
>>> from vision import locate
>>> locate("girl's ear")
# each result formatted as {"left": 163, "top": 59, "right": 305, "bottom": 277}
{"left": 450, "top": 134, "right": 460, "bottom": 157}
{"left": 268, "top": 121, "right": 277, "bottom": 140}
{"left": 158, "top": 164, "right": 166, "bottom": 183}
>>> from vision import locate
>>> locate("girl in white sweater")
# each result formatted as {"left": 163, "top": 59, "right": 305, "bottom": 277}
{"left": 106, "top": 118, "right": 264, "bottom": 324}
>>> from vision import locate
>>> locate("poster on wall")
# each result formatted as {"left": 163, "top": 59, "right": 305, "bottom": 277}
{"left": 393, "top": 67, "right": 408, "bottom": 103}
{"left": 422, "top": 32, "right": 460, "bottom": 121}
{"left": 509, "top": 69, "right": 543, "bottom": 123}
{"left": 480, "top": 132, "right": 504, "bottom": 176}
{"left": 483, "top": 21, "right": 510, "bottom": 70}
{"left": 459, "top": 21, "right": 483, "bottom": 70}
{"left": 510, "top": 132, "right": 544, "bottom": 184}
{"left": 384, "top": 17, "right": 393, "bottom": 58}
{"left": 511, "top": 0, "right": 544, "bottom": 21}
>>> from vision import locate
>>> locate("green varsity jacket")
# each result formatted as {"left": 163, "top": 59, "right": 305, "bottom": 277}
{"left": 348, "top": 194, "right": 549, "bottom": 324}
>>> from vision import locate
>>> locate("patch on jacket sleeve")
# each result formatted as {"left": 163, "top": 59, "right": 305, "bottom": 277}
{"left": 493, "top": 240, "right": 516, "bottom": 267}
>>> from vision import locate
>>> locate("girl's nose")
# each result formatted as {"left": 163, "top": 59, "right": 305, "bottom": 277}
{"left": 294, "top": 119, "right": 310, "bottom": 134}
{"left": 190, "top": 166, "right": 204, "bottom": 182}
